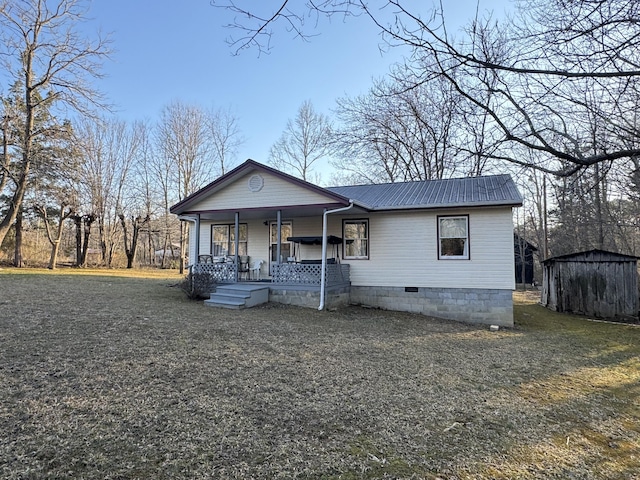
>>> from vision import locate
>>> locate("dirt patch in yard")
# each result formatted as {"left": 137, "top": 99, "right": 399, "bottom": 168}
{"left": 0, "top": 271, "right": 638, "bottom": 479}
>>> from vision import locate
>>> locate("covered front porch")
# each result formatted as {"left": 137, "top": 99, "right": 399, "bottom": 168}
{"left": 171, "top": 161, "right": 367, "bottom": 309}
{"left": 184, "top": 212, "right": 354, "bottom": 309}
{"left": 190, "top": 261, "right": 351, "bottom": 310}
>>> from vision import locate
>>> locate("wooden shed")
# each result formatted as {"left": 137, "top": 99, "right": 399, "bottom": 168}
{"left": 541, "top": 249, "right": 639, "bottom": 320}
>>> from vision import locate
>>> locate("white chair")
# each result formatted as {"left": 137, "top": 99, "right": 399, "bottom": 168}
{"left": 248, "top": 259, "right": 264, "bottom": 280}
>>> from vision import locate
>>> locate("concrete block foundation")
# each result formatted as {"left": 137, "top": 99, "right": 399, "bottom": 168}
{"left": 269, "top": 284, "right": 350, "bottom": 310}
{"left": 349, "top": 286, "right": 514, "bottom": 327}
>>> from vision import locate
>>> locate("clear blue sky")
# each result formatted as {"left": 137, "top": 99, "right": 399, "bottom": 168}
{"left": 85, "top": 0, "right": 510, "bottom": 176}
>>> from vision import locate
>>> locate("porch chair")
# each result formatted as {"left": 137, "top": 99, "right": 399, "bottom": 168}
{"left": 238, "top": 255, "right": 250, "bottom": 280}
{"left": 249, "top": 259, "right": 264, "bottom": 280}
{"left": 198, "top": 254, "right": 213, "bottom": 264}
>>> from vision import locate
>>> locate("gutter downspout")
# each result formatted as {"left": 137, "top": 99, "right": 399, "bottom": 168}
{"left": 319, "top": 201, "right": 355, "bottom": 311}
{"left": 178, "top": 215, "right": 198, "bottom": 268}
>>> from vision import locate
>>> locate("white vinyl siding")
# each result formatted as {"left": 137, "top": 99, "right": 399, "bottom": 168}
{"left": 340, "top": 207, "right": 515, "bottom": 290}
{"left": 190, "top": 171, "right": 337, "bottom": 211}
{"left": 190, "top": 207, "right": 515, "bottom": 289}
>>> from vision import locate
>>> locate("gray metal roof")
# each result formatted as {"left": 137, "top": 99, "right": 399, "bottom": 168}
{"left": 327, "top": 174, "right": 522, "bottom": 210}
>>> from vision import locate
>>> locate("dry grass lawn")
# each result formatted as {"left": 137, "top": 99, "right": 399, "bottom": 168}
{"left": 0, "top": 269, "right": 638, "bottom": 479}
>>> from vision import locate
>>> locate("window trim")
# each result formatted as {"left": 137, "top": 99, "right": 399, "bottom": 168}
{"left": 210, "top": 223, "right": 248, "bottom": 257}
{"left": 342, "top": 218, "right": 369, "bottom": 260}
{"left": 437, "top": 215, "right": 470, "bottom": 260}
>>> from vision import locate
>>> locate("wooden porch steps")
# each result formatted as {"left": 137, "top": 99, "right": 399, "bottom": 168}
{"left": 204, "top": 283, "right": 269, "bottom": 309}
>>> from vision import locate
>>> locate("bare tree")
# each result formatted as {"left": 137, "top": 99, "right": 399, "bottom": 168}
{"left": 149, "top": 129, "right": 177, "bottom": 269}
{"left": 31, "top": 123, "right": 79, "bottom": 270}
{"left": 71, "top": 212, "right": 95, "bottom": 267}
{"left": 332, "top": 72, "right": 465, "bottom": 184}
{"left": 157, "top": 101, "right": 214, "bottom": 201}
{"left": 76, "top": 118, "right": 139, "bottom": 267}
{"left": 156, "top": 101, "right": 216, "bottom": 272}
{"left": 0, "top": 0, "right": 110, "bottom": 248}
{"left": 115, "top": 121, "right": 157, "bottom": 269}
{"left": 269, "top": 100, "right": 333, "bottom": 182}
{"left": 37, "top": 200, "right": 75, "bottom": 269}
{"left": 118, "top": 212, "right": 149, "bottom": 269}
{"left": 131, "top": 120, "right": 161, "bottom": 266}
{"left": 213, "top": 0, "right": 640, "bottom": 176}
{"left": 207, "top": 105, "right": 244, "bottom": 176}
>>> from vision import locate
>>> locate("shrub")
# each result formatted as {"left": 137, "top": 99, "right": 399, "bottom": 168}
{"left": 182, "top": 270, "right": 217, "bottom": 300}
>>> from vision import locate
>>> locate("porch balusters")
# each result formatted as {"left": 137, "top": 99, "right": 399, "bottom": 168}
{"left": 271, "top": 263, "right": 349, "bottom": 286}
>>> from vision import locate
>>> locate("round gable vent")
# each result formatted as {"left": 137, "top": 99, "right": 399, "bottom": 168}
{"left": 248, "top": 174, "right": 264, "bottom": 192}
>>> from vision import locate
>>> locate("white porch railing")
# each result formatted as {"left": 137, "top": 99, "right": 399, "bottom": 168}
{"left": 190, "top": 261, "right": 350, "bottom": 287}
{"left": 191, "top": 262, "right": 237, "bottom": 283}
{"left": 271, "top": 263, "right": 350, "bottom": 286}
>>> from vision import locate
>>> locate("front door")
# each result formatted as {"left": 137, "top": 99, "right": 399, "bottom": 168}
{"left": 269, "top": 221, "right": 292, "bottom": 275}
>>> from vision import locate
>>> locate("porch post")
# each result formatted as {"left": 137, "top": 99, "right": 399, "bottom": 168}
{"left": 276, "top": 210, "right": 282, "bottom": 264}
{"left": 234, "top": 211, "right": 239, "bottom": 281}
{"left": 195, "top": 214, "right": 201, "bottom": 261}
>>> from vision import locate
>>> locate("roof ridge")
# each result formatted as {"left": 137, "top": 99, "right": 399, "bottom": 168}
{"left": 327, "top": 173, "right": 510, "bottom": 190}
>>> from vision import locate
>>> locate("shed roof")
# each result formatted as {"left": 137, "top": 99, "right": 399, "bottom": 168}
{"left": 542, "top": 249, "right": 639, "bottom": 264}
{"left": 327, "top": 174, "right": 522, "bottom": 210}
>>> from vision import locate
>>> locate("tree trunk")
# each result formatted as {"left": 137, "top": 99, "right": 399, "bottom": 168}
{"left": 73, "top": 215, "right": 82, "bottom": 266}
{"left": 0, "top": 171, "right": 30, "bottom": 251}
{"left": 13, "top": 207, "right": 24, "bottom": 268}
{"left": 594, "top": 163, "right": 605, "bottom": 249}
{"left": 47, "top": 209, "right": 71, "bottom": 270}
{"left": 161, "top": 225, "right": 170, "bottom": 269}
{"left": 148, "top": 226, "right": 154, "bottom": 266}
{"left": 39, "top": 204, "right": 73, "bottom": 270}
{"left": 71, "top": 214, "right": 95, "bottom": 268}
{"left": 80, "top": 214, "right": 95, "bottom": 267}
{"left": 119, "top": 214, "right": 149, "bottom": 269}
{"left": 48, "top": 240, "right": 61, "bottom": 270}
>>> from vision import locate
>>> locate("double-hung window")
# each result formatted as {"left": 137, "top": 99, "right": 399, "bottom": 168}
{"left": 211, "top": 224, "right": 248, "bottom": 257}
{"left": 343, "top": 219, "right": 369, "bottom": 259}
{"left": 438, "top": 215, "right": 469, "bottom": 259}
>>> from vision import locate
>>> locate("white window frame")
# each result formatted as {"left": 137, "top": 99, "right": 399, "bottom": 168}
{"left": 437, "top": 215, "right": 470, "bottom": 260}
{"left": 343, "top": 219, "right": 369, "bottom": 260}
{"left": 211, "top": 224, "right": 248, "bottom": 257}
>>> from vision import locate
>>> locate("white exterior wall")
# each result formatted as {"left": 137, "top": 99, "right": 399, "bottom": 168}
{"left": 188, "top": 206, "right": 515, "bottom": 291}
{"left": 336, "top": 207, "right": 515, "bottom": 291}
{"left": 190, "top": 171, "right": 334, "bottom": 211}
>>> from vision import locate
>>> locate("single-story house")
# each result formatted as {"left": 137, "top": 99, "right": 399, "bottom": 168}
{"left": 170, "top": 159, "right": 523, "bottom": 326}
